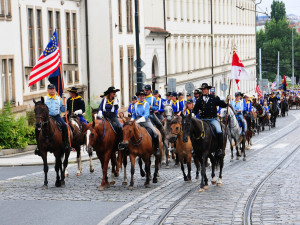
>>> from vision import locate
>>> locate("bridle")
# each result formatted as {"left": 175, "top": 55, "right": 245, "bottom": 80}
{"left": 125, "top": 122, "right": 143, "bottom": 146}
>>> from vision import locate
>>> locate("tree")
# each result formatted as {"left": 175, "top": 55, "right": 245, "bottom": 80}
{"left": 270, "top": 0, "right": 286, "bottom": 22}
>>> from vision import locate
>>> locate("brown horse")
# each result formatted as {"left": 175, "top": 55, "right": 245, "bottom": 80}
{"left": 122, "top": 121, "right": 163, "bottom": 189}
{"left": 65, "top": 115, "right": 94, "bottom": 177}
{"left": 84, "top": 118, "right": 123, "bottom": 190}
{"left": 33, "top": 97, "right": 71, "bottom": 188}
{"left": 170, "top": 117, "right": 199, "bottom": 181}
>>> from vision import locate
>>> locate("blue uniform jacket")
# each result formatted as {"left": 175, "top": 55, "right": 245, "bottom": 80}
{"left": 99, "top": 97, "right": 119, "bottom": 115}
{"left": 155, "top": 98, "right": 164, "bottom": 113}
{"left": 231, "top": 100, "right": 244, "bottom": 113}
{"left": 145, "top": 95, "right": 158, "bottom": 111}
{"left": 44, "top": 94, "right": 65, "bottom": 116}
{"left": 244, "top": 101, "right": 252, "bottom": 113}
{"left": 171, "top": 100, "right": 180, "bottom": 113}
{"left": 128, "top": 103, "right": 134, "bottom": 114}
{"left": 132, "top": 100, "right": 150, "bottom": 120}
{"left": 179, "top": 99, "right": 186, "bottom": 112}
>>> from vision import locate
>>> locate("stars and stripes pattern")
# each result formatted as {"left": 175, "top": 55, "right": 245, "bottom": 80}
{"left": 28, "top": 30, "right": 61, "bottom": 87}
{"left": 255, "top": 83, "right": 263, "bottom": 98}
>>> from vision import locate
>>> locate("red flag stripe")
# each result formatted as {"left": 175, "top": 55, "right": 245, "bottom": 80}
{"left": 28, "top": 60, "right": 61, "bottom": 84}
{"left": 30, "top": 50, "right": 59, "bottom": 74}
{"left": 29, "top": 55, "right": 60, "bottom": 80}
{"left": 28, "top": 65, "right": 60, "bottom": 87}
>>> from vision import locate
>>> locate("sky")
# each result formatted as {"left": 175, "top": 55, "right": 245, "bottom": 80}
{"left": 258, "top": 0, "right": 300, "bottom": 16}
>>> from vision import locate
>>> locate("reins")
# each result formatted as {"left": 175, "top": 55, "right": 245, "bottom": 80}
{"left": 194, "top": 119, "right": 205, "bottom": 140}
{"left": 130, "top": 124, "right": 143, "bottom": 146}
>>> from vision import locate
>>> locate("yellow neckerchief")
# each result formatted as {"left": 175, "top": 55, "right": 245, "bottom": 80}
{"left": 246, "top": 101, "right": 250, "bottom": 104}
{"left": 155, "top": 97, "right": 160, "bottom": 106}
{"left": 186, "top": 109, "right": 191, "bottom": 115}
{"left": 172, "top": 100, "right": 179, "bottom": 106}
{"left": 145, "top": 94, "right": 152, "bottom": 98}
{"left": 47, "top": 94, "right": 57, "bottom": 100}
{"left": 106, "top": 97, "right": 114, "bottom": 105}
{"left": 71, "top": 95, "right": 81, "bottom": 101}
{"left": 180, "top": 99, "right": 184, "bottom": 102}
{"left": 137, "top": 100, "right": 146, "bottom": 105}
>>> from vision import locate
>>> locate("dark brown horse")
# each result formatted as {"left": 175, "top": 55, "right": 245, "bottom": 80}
{"left": 122, "top": 121, "right": 163, "bottom": 189}
{"left": 33, "top": 97, "right": 71, "bottom": 188}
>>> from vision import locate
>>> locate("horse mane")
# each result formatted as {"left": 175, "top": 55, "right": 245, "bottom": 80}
{"left": 124, "top": 121, "right": 132, "bottom": 126}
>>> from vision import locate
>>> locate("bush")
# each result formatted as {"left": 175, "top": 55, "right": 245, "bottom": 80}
{"left": 0, "top": 105, "right": 36, "bottom": 150}
{"left": 84, "top": 99, "right": 100, "bottom": 123}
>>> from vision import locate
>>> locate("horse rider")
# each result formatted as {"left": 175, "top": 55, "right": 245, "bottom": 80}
{"left": 269, "top": 92, "right": 277, "bottom": 105}
{"left": 166, "top": 92, "right": 172, "bottom": 104}
{"left": 193, "top": 89, "right": 202, "bottom": 104}
{"left": 263, "top": 101, "right": 271, "bottom": 120}
{"left": 97, "top": 87, "right": 124, "bottom": 150}
{"left": 35, "top": 84, "right": 72, "bottom": 156}
{"left": 178, "top": 92, "right": 186, "bottom": 112}
{"left": 192, "top": 83, "right": 230, "bottom": 157}
{"left": 184, "top": 99, "right": 194, "bottom": 116}
{"left": 128, "top": 96, "right": 137, "bottom": 117}
{"left": 66, "top": 87, "right": 88, "bottom": 125}
{"left": 131, "top": 90, "right": 160, "bottom": 156}
{"left": 171, "top": 92, "right": 182, "bottom": 116}
{"left": 231, "top": 92, "right": 246, "bottom": 135}
{"left": 186, "top": 93, "right": 192, "bottom": 101}
{"left": 144, "top": 85, "right": 164, "bottom": 133}
{"left": 153, "top": 90, "right": 164, "bottom": 121}
{"left": 243, "top": 94, "right": 253, "bottom": 131}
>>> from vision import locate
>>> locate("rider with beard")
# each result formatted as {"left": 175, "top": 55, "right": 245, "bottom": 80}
{"left": 192, "top": 83, "right": 230, "bottom": 157}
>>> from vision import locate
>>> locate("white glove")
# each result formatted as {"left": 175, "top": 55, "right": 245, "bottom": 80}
{"left": 62, "top": 93, "right": 67, "bottom": 99}
{"left": 192, "top": 113, "right": 195, "bottom": 117}
{"left": 130, "top": 118, "right": 134, "bottom": 121}
{"left": 225, "top": 95, "right": 231, "bottom": 104}
{"left": 97, "top": 111, "right": 103, "bottom": 119}
{"left": 74, "top": 110, "right": 82, "bottom": 115}
{"left": 136, "top": 117, "right": 146, "bottom": 124}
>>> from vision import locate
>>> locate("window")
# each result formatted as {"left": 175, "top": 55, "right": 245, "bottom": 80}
{"left": 126, "top": 0, "right": 133, "bottom": 33}
{"left": 67, "top": 71, "right": 73, "bottom": 84}
{"left": 28, "top": 8, "right": 35, "bottom": 67}
{"left": 66, "top": 12, "right": 71, "bottom": 63}
{"left": 73, "top": 13, "right": 79, "bottom": 82}
{"left": 48, "top": 10, "right": 53, "bottom": 39}
{"left": 5, "top": 0, "right": 10, "bottom": 16}
{"left": 1, "top": 58, "right": 14, "bottom": 105}
{"left": 0, "top": 0, "right": 11, "bottom": 18}
{"left": 118, "top": 0, "right": 122, "bottom": 32}
{"left": 55, "top": 11, "right": 61, "bottom": 46}
{"left": 0, "top": 0, "right": 3, "bottom": 16}
{"left": 120, "top": 47, "right": 124, "bottom": 106}
{"left": 36, "top": 9, "right": 44, "bottom": 89}
{"left": 127, "top": 46, "right": 134, "bottom": 101}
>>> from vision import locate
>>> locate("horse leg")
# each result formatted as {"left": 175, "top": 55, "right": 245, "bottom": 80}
{"left": 89, "top": 149, "right": 94, "bottom": 173}
{"left": 175, "top": 153, "right": 179, "bottom": 167}
{"left": 62, "top": 147, "right": 70, "bottom": 180}
{"left": 210, "top": 155, "right": 217, "bottom": 185}
{"left": 42, "top": 155, "right": 48, "bottom": 189}
{"left": 194, "top": 157, "right": 200, "bottom": 179}
{"left": 122, "top": 152, "right": 128, "bottom": 186}
{"left": 235, "top": 139, "right": 240, "bottom": 160}
{"left": 110, "top": 153, "right": 116, "bottom": 186}
{"left": 165, "top": 143, "right": 170, "bottom": 169}
{"left": 76, "top": 148, "right": 82, "bottom": 176}
{"left": 99, "top": 151, "right": 111, "bottom": 191}
{"left": 217, "top": 154, "right": 224, "bottom": 187}
{"left": 230, "top": 141, "right": 234, "bottom": 162}
{"left": 144, "top": 157, "right": 151, "bottom": 188}
{"left": 138, "top": 157, "right": 145, "bottom": 177}
{"left": 187, "top": 157, "right": 192, "bottom": 182}
{"left": 55, "top": 157, "right": 62, "bottom": 187}
{"left": 180, "top": 160, "right": 188, "bottom": 181}
{"left": 198, "top": 157, "right": 207, "bottom": 192}
{"left": 153, "top": 155, "right": 159, "bottom": 183}
{"left": 129, "top": 154, "right": 136, "bottom": 190}
{"left": 243, "top": 136, "right": 247, "bottom": 161}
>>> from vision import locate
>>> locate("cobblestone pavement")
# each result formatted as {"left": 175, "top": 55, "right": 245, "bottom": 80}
{"left": 1, "top": 111, "right": 300, "bottom": 225}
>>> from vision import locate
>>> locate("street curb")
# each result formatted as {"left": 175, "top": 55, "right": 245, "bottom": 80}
{"left": 0, "top": 145, "right": 37, "bottom": 157}
{"left": 0, "top": 156, "right": 98, "bottom": 167}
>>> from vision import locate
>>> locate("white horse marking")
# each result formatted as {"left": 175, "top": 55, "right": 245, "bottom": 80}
{"left": 86, "top": 130, "right": 91, "bottom": 148}
{"left": 71, "top": 120, "right": 80, "bottom": 129}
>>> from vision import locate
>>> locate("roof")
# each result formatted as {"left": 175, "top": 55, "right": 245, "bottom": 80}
{"left": 145, "top": 27, "right": 169, "bottom": 34}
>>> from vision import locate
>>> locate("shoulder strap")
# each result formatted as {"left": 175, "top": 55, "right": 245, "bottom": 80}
{"left": 103, "top": 98, "right": 107, "bottom": 112}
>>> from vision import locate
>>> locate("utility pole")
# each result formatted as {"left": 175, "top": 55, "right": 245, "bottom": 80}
{"left": 292, "top": 28, "right": 295, "bottom": 89}
{"left": 134, "top": 0, "right": 143, "bottom": 91}
{"left": 277, "top": 51, "right": 280, "bottom": 86}
{"left": 259, "top": 48, "right": 262, "bottom": 85}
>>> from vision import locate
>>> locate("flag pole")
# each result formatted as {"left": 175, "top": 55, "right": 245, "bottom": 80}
{"left": 58, "top": 43, "right": 72, "bottom": 148}
{"left": 222, "top": 79, "right": 232, "bottom": 156}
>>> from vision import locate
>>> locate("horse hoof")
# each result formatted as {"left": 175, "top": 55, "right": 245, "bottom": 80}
{"left": 198, "top": 188, "right": 205, "bottom": 192}
{"left": 212, "top": 181, "right": 217, "bottom": 185}
{"left": 55, "top": 180, "right": 62, "bottom": 187}
{"left": 76, "top": 173, "right": 81, "bottom": 176}
{"left": 204, "top": 185, "right": 209, "bottom": 190}
{"left": 98, "top": 186, "right": 105, "bottom": 191}
{"left": 140, "top": 172, "right": 146, "bottom": 177}
{"left": 114, "top": 173, "right": 119, "bottom": 178}
{"left": 42, "top": 185, "right": 48, "bottom": 190}
{"left": 230, "top": 159, "right": 234, "bottom": 162}
{"left": 105, "top": 183, "right": 110, "bottom": 188}
{"left": 165, "top": 166, "right": 170, "bottom": 169}
{"left": 243, "top": 157, "right": 247, "bottom": 161}
{"left": 128, "top": 186, "right": 134, "bottom": 190}
{"left": 145, "top": 183, "right": 151, "bottom": 188}
{"left": 217, "top": 183, "right": 222, "bottom": 187}
{"left": 157, "top": 173, "right": 160, "bottom": 178}
{"left": 153, "top": 178, "right": 158, "bottom": 183}
{"left": 236, "top": 157, "right": 240, "bottom": 160}
{"left": 110, "top": 181, "right": 116, "bottom": 186}
{"left": 90, "top": 169, "right": 94, "bottom": 173}
{"left": 65, "top": 173, "right": 69, "bottom": 177}
{"left": 184, "top": 177, "right": 188, "bottom": 181}
{"left": 195, "top": 176, "right": 199, "bottom": 180}
{"left": 122, "top": 182, "right": 128, "bottom": 186}
{"left": 187, "top": 180, "right": 192, "bottom": 183}
{"left": 174, "top": 164, "right": 179, "bottom": 168}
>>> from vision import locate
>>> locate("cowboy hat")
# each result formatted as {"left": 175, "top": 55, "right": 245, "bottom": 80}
{"left": 199, "top": 83, "right": 212, "bottom": 90}
{"left": 136, "top": 90, "right": 146, "bottom": 96}
{"left": 102, "top": 86, "right": 120, "bottom": 96}
{"left": 67, "top": 87, "right": 78, "bottom": 94}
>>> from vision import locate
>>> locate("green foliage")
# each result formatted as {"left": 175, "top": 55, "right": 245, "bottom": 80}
{"left": 0, "top": 105, "right": 36, "bottom": 150}
{"left": 257, "top": 1, "right": 299, "bottom": 83}
{"left": 271, "top": 0, "right": 286, "bottom": 22}
{"left": 84, "top": 99, "right": 99, "bottom": 123}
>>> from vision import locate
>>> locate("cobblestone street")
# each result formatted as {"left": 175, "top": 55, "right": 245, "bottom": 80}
{"left": 1, "top": 111, "right": 300, "bottom": 225}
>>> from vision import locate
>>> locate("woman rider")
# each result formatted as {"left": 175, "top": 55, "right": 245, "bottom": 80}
{"left": 97, "top": 87, "right": 124, "bottom": 150}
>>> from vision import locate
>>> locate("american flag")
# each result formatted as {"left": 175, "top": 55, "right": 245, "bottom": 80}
{"left": 28, "top": 30, "right": 61, "bottom": 87}
{"left": 255, "top": 83, "right": 263, "bottom": 98}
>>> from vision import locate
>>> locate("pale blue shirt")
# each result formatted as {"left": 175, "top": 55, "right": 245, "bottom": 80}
{"left": 132, "top": 101, "right": 150, "bottom": 120}
{"left": 231, "top": 100, "right": 244, "bottom": 113}
{"left": 45, "top": 95, "right": 65, "bottom": 116}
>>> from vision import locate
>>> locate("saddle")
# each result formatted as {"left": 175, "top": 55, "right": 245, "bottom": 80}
{"left": 206, "top": 121, "right": 217, "bottom": 139}
{"left": 139, "top": 123, "right": 154, "bottom": 140}
{"left": 105, "top": 118, "right": 117, "bottom": 134}
{"left": 50, "top": 117, "right": 63, "bottom": 134}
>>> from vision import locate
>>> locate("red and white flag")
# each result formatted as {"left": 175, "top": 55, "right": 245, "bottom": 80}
{"left": 255, "top": 83, "right": 263, "bottom": 98}
{"left": 231, "top": 51, "right": 254, "bottom": 89}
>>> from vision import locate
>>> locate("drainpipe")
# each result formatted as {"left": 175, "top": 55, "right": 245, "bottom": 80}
{"left": 211, "top": 0, "right": 214, "bottom": 86}
{"left": 163, "top": 0, "right": 168, "bottom": 95}
{"left": 85, "top": 0, "right": 91, "bottom": 101}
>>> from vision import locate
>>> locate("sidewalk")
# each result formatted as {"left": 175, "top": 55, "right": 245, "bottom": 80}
{"left": 0, "top": 150, "right": 97, "bottom": 167}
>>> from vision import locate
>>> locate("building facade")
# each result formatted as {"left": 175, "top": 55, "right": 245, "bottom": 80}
{"left": 165, "top": 0, "right": 257, "bottom": 97}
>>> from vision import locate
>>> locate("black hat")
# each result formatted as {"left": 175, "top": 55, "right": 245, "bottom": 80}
{"left": 48, "top": 84, "right": 55, "bottom": 89}
{"left": 187, "top": 93, "right": 191, "bottom": 97}
{"left": 132, "top": 96, "right": 137, "bottom": 101}
{"left": 178, "top": 92, "right": 183, "bottom": 96}
{"left": 194, "top": 89, "right": 202, "bottom": 95}
{"left": 144, "top": 85, "right": 151, "bottom": 91}
{"left": 171, "top": 92, "right": 177, "bottom": 97}
{"left": 136, "top": 90, "right": 146, "bottom": 96}
{"left": 153, "top": 90, "right": 159, "bottom": 95}
{"left": 235, "top": 92, "right": 240, "bottom": 97}
{"left": 67, "top": 87, "right": 78, "bottom": 94}
{"left": 186, "top": 99, "right": 193, "bottom": 104}
{"left": 102, "top": 86, "right": 120, "bottom": 96}
{"left": 166, "top": 92, "right": 172, "bottom": 97}
{"left": 200, "top": 83, "right": 212, "bottom": 90}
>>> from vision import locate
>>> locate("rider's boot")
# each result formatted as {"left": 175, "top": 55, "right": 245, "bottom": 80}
{"left": 216, "top": 133, "right": 224, "bottom": 157}
{"left": 34, "top": 128, "right": 41, "bottom": 156}
{"left": 62, "top": 127, "right": 72, "bottom": 152}
{"left": 117, "top": 128, "right": 126, "bottom": 150}
{"left": 153, "top": 136, "right": 161, "bottom": 156}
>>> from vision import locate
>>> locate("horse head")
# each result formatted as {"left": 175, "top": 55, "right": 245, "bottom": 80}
{"left": 121, "top": 120, "right": 139, "bottom": 147}
{"left": 33, "top": 97, "right": 49, "bottom": 131}
{"left": 169, "top": 116, "right": 182, "bottom": 143}
{"left": 181, "top": 114, "right": 192, "bottom": 143}
{"left": 163, "top": 103, "right": 173, "bottom": 121}
{"left": 91, "top": 107, "right": 99, "bottom": 121}
{"left": 84, "top": 122, "right": 98, "bottom": 153}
